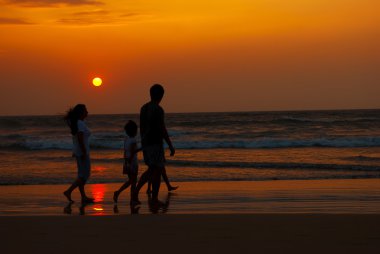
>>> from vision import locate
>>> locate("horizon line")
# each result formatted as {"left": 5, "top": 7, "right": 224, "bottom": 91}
{"left": 1, "top": 107, "right": 379, "bottom": 117}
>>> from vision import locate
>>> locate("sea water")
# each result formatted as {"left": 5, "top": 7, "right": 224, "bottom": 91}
{"left": 0, "top": 109, "right": 379, "bottom": 185}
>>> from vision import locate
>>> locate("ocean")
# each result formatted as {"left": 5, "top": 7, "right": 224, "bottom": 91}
{"left": 1, "top": 109, "right": 379, "bottom": 185}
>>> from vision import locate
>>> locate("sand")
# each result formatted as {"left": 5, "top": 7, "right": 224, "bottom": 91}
{"left": 1, "top": 214, "right": 380, "bottom": 254}
{"left": 1, "top": 179, "right": 380, "bottom": 253}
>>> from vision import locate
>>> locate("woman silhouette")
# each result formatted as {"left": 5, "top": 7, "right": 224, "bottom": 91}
{"left": 63, "top": 104, "right": 94, "bottom": 203}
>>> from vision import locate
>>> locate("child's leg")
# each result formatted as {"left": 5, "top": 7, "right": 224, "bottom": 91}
{"left": 113, "top": 180, "right": 131, "bottom": 203}
{"left": 134, "top": 167, "right": 152, "bottom": 201}
{"left": 117, "top": 181, "right": 131, "bottom": 193}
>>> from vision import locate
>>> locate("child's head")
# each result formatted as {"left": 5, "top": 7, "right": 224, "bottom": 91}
{"left": 124, "top": 120, "right": 138, "bottom": 137}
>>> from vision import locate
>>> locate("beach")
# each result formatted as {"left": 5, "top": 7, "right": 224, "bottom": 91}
{"left": 1, "top": 111, "right": 380, "bottom": 253}
{"left": 2, "top": 214, "right": 380, "bottom": 254}
{"left": 2, "top": 0, "right": 379, "bottom": 250}
{"left": 1, "top": 180, "right": 380, "bottom": 253}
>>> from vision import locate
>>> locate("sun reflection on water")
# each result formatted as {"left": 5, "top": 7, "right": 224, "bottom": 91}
{"left": 89, "top": 184, "right": 106, "bottom": 215}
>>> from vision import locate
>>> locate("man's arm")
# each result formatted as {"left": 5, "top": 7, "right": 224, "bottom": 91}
{"left": 159, "top": 107, "right": 175, "bottom": 156}
{"left": 163, "top": 126, "right": 175, "bottom": 156}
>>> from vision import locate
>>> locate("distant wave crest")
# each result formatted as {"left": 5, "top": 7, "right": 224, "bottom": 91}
{"left": 166, "top": 160, "right": 380, "bottom": 171}
{"left": 1, "top": 136, "right": 380, "bottom": 150}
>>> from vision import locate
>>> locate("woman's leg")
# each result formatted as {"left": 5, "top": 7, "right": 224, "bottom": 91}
{"left": 64, "top": 178, "right": 81, "bottom": 202}
{"left": 162, "top": 167, "right": 178, "bottom": 191}
{"left": 64, "top": 177, "right": 90, "bottom": 202}
{"left": 79, "top": 178, "right": 94, "bottom": 203}
{"left": 79, "top": 156, "right": 93, "bottom": 203}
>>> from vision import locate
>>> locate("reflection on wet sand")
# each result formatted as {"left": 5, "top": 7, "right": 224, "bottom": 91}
{"left": 112, "top": 193, "right": 173, "bottom": 214}
{"left": 63, "top": 202, "right": 72, "bottom": 214}
{"left": 148, "top": 193, "right": 173, "bottom": 214}
{"left": 63, "top": 202, "right": 96, "bottom": 215}
{"left": 113, "top": 204, "right": 140, "bottom": 214}
{"left": 62, "top": 172, "right": 178, "bottom": 215}
{"left": 63, "top": 202, "right": 93, "bottom": 215}
{"left": 89, "top": 184, "right": 106, "bottom": 203}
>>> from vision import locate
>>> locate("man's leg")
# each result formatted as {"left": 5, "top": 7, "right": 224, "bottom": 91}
{"left": 151, "top": 166, "right": 163, "bottom": 201}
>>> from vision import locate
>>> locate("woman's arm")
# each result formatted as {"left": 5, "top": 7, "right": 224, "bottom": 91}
{"left": 77, "top": 132, "right": 87, "bottom": 159}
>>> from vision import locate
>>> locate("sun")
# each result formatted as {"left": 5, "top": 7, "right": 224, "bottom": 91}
{"left": 92, "top": 77, "right": 102, "bottom": 87}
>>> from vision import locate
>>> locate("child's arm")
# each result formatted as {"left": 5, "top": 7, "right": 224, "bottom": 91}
{"left": 128, "top": 142, "right": 139, "bottom": 164}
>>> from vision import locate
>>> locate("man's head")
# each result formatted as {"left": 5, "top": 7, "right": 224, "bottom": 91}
{"left": 150, "top": 84, "right": 165, "bottom": 103}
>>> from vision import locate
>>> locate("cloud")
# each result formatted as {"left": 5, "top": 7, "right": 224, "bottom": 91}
{"left": 2, "top": 0, "right": 103, "bottom": 7}
{"left": 57, "top": 10, "right": 141, "bottom": 25}
{"left": 71, "top": 9, "right": 109, "bottom": 16}
{"left": 0, "top": 17, "right": 34, "bottom": 24}
{"left": 119, "top": 13, "right": 139, "bottom": 18}
{"left": 58, "top": 9, "right": 113, "bottom": 25}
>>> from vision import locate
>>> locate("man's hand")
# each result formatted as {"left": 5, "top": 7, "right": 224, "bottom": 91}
{"left": 169, "top": 145, "right": 175, "bottom": 156}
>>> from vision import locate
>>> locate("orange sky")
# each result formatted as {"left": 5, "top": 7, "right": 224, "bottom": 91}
{"left": 0, "top": 0, "right": 379, "bottom": 115}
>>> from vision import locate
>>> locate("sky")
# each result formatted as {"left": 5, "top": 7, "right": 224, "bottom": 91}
{"left": 0, "top": 0, "right": 379, "bottom": 115}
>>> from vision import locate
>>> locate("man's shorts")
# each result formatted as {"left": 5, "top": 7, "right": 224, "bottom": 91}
{"left": 76, "top": 155, "right": 91, "bottom": 181}
{"left": 143, "top": 144, "right": 165, "bottom": 168}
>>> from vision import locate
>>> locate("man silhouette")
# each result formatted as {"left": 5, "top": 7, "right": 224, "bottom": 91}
{"left": 133, "top": 84, "right": 175, "bottom": 203}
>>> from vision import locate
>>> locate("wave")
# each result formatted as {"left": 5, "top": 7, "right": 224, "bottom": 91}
{"left": 274, "top": 116, "right": 380, "bottom": 124}
{"left": 344, "top": 155, "right": 380, "bottom": 162}
{"left": 164, "top": 160, "right": 380, "bottom": 171}
{"left": 25, "top": 155, "right": 380, "bottom": 172}
{"left": 16, "top": 153, "right": 380, "bottom": 172}
{"left": 1, "top": 174, "right": 379, "bottom": 186}
{"left": 1, "top": 136, "right": 380, "bottom": 151}
{"left": 169, "top": 116, "right": 380, "bottom": 128}
{"left": 173, "top": 137, "right": 380, "bottom": 149}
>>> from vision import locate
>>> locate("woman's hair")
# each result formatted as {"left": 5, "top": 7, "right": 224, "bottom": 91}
{"left": 124, "top": 120, "right": 138, "bottom": 137}
{"left": 64, "top": 104, "right": 87, "bottom": 135}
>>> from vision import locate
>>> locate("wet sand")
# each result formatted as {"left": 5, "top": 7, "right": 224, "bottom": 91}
{"left": 1, "top": 179, "right": 380, "bottom": 215}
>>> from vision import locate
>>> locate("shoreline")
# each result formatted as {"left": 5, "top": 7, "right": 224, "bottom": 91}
{"left": 1, "top": 178, "right": 380, "bottom": 215}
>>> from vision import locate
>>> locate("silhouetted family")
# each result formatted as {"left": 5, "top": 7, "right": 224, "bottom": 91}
{"left": 63, "top": 84, "right": 178, "bottom": 207}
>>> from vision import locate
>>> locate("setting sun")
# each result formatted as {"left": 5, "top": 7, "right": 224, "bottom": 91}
{"left": 92, "top": 77, "right": 102, "bottom": 87}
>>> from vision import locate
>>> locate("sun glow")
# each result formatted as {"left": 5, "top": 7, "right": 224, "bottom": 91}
{"left": 92, "top": 77, "right": 102, "bottom": 87}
